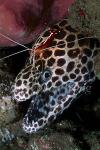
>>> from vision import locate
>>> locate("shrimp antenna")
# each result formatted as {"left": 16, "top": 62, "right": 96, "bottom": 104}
{"left": 0, "top": 32, "right": 29, "bottom": 49}
{"left": 0, "top": 48, "right": 31, "bottom": 61}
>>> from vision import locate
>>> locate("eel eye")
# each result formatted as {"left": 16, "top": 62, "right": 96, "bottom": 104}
{"left": 42, "top": 69, "right": 52, "bottom": 82}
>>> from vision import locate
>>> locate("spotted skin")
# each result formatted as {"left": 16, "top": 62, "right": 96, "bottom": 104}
{"left": 12, "top": 18, "right": 99, "bottom": 133}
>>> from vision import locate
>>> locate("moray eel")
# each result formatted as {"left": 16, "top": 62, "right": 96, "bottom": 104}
{"left": 12, "top": 18, "right": 99, "bottom": 133}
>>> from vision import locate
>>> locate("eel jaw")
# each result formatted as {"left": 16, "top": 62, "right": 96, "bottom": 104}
{"left": 22, "top": 80, "right": 78, "bottom": 133}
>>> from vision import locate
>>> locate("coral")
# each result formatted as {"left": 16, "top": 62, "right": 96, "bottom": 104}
{"left": 0, "top": 0, "right": 75, "bottom": 46}
{"left": 68, "top": 0, "right": 100, "bottom": 40}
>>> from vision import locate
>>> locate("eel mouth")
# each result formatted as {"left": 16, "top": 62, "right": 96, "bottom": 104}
{"left": 23, "top": 92, "right": 53, "bottom": 133}
{"left": 22, "top": 80, "right": 76, "bottom": 133}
